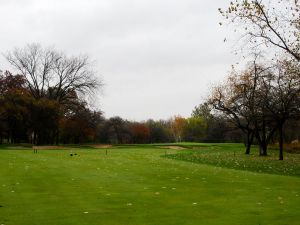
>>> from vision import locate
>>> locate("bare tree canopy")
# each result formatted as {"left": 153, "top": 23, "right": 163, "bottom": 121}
{"left": 5, "top": 43, "right": 102, "bottom": 104}
{"left": 208, "top": 59, "right": 266, "bottom": 155}
{"left": 220, "top": 0, "right": 300, "bottom": 61}
{"left": 209, "top": 57, "right": 300, "bottom": 159}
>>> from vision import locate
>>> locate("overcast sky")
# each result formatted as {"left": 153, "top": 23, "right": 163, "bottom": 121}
{"left": 0, "top": 0, "right": 238, "bottom": 121}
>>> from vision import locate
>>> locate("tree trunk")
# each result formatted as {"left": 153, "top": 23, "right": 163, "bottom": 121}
{"left": 278, "top": 123, "right": 284, "bottom": 160}
{"left": 256, "top": 132, "right": 268, "bottom": 156}
{"left": 33, "top": 131, "right": 37, "bottom": 145}
{"left": 259, "top": 143, "right": 268, "bottom": 156}
{"left": 245, "top": 131, "right": 254, "bottom": 155}
{"left": 55, "top": 128, "right": 59, "bottom": 145}
{"left": 256, "top": 118, "right": 269, "bottom": 156}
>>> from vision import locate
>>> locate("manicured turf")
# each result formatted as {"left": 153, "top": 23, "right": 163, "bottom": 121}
{"left": 0, "top": 144, "right": 300, "bottom": 225}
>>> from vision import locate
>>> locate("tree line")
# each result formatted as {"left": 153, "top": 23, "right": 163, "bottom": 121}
{"left": 0, "top": 74, "right": 240, "bottom": 145}
{"left": 0, "top": 44, "right": 234, "bottom": 145}
{"left": 0, "top": 44, "right": 246, "bottom": 145}
{"left": 2, "top": 58, "right": 300, "bottom": 157}
{"left": 0, "top": 50, "right": 245, "bottom": 145}
{"left": 96, "top": 114, "right": 243, "bottom": 144}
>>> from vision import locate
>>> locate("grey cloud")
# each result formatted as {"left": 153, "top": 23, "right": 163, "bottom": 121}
{"left": 0, "top": 0, "right": 237, "bottom": 120}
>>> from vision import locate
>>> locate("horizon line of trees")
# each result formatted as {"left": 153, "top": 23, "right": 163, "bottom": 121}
{"left": 0, "top": 72, "right": 243, "bottom": 145}
{"left": 0, "top": 44, "right": 246, "bottom": 146}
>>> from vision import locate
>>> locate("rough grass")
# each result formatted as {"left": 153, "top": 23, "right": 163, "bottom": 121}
{"left": 0, "top": 144, "right": 300, "bottom": 225}
{"left": 164, "top": 143, "right": 300, "bottom": 177}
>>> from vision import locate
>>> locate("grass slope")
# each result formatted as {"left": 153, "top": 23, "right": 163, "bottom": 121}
{"left": 0, "top": 145, "right": 299, "bottom": 225}
{"left": 164, "top": 143, "right": 300, "bottom": 177}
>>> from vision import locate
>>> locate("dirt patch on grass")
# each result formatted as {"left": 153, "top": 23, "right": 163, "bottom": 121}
{"left": 91, "top": 144, "right": 113, "bottom": 149}
{"left": 160, "top": 146, "right": 187, "bottom": 150}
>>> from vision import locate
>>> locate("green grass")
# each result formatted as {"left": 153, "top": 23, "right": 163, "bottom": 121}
{"left": 0, "top": 144, "right": 300, "bottom": 225}
{"left": 164, "top": 143, "right": 300, "bottom": 177}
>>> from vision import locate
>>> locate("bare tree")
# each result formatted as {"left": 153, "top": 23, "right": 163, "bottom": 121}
{"left": 5, "top": 43, "right": 101, "bottom": 104}
{"left": 209, "top": 59, "right": 275, "bottom": 155}
{"left": 210, "top": 57, "right": 300, "bottom": 159}
{"left": 220, "top": 0, "right": 300, "bottom": 61}
{"left": 260, "top": 59, "right": 300, "bottom": 160}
